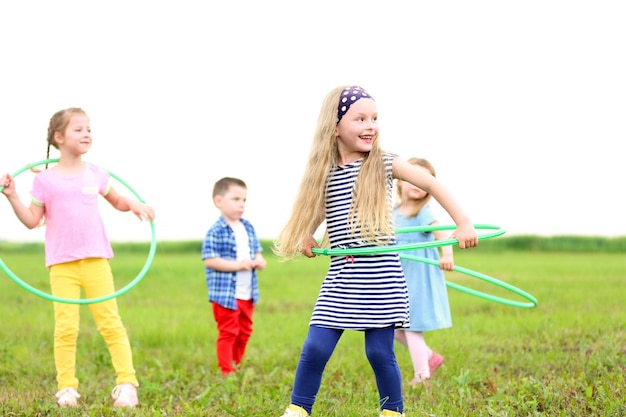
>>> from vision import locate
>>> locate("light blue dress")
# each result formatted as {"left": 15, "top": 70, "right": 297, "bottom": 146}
{"left": 393, "top": 205, "right": 452, "bottom": 331}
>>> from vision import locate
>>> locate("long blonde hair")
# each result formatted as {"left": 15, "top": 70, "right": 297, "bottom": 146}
{"left": 273, "top": 85, "right": 393, "bottom": 260}
{"left": 395, "top": 157, "right": 436, "bottom": 218}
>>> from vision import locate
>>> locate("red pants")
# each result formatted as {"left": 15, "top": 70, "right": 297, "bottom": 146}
{"left": 212, "top": 299, "right": 254, "bottom": 374}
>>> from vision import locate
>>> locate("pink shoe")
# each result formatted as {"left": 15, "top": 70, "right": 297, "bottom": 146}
{"left": 429, "top": 352, "right": 444, "bottom": 375}
{"left": 111, "top": 383, "right": 138, "bottom": 407}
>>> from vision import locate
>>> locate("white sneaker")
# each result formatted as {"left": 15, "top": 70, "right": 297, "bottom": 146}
{"left": 55, "top": 387, "right": 80, "bottom": 407}
{"left": 111, "top": 383, "right": 138, "bottom": 407}
{"left": 281, "top": 404, "right": 309, "bottom": 416}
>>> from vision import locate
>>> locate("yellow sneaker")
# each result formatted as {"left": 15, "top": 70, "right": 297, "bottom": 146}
{"left": 281, "top": 404, "right": 309, "bottom": 416}
{"left": 380, "top": 410, "right": 406, "bottom": 417}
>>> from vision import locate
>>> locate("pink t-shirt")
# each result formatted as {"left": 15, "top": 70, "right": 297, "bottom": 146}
{"left": 31, "top": 163, "right": 114, "bottom": 267}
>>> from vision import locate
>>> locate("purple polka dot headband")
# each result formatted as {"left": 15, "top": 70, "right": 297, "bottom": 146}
{"left": 337, "top": 86, "right": 374, "bottom": 123}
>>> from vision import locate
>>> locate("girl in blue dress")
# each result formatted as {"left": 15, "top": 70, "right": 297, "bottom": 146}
{"left": 393, "top": 157, "right": 452, "bottom": 386}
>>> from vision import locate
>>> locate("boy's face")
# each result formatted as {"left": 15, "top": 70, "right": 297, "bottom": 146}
{"left": 214, "top": 185, "right": 247, "bottom": 222}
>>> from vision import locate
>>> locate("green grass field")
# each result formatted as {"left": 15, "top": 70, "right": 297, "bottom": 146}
{"left": 0, "top": 241, "right": 624, "bottom": 416}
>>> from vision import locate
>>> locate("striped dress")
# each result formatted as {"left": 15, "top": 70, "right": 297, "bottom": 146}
{"left": 309, "top": 153, "right": 410, "bottom": 330}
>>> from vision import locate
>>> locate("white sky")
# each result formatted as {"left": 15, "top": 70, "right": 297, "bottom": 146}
{"left": 1, "top": 1, "right": 624, "bottom": 243}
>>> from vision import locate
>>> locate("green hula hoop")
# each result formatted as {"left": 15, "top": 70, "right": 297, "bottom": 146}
{"left": 310, "top": 224, "right": 537, "bottom": 308}
{"left": 311, "top": 224, "right": 505, "bottom": 256}
{"left": 0, "top": 158, "right": 156, "bottom": 304}
{"left": 400, "top": 254, "right": 538, "bottom": 308}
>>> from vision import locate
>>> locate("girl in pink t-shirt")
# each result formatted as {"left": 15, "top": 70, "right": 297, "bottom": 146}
{"left": 1, "top": 108, "right": 155, "bottom": 408}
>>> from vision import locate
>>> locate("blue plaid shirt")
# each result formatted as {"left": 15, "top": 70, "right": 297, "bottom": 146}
{"left": 201, "top": 216, "right": 263, "bottom": 310}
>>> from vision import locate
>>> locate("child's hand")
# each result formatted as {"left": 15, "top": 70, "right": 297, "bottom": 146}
{"left": 239, "top": 259, "right": 256, "bottom": 271}
{"left": 0, "top": 174, "right": 15, "bottom": 196}
{"left": 130, "top": 201, "right": 155, "bottom": 222}
{"left": 439, "top": 254, "right": 454, "bottom": 271}
{"left": 301, "top": 235, "right": 320, "bottom": 258}
{"left": 253, "top": 255, "right": 267, "bottom": 271}
{"left": 452, "top": 221, "right": 478, "bottom": 249}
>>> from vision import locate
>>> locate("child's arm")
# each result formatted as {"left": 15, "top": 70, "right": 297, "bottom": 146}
{"left": 104, "top": 185, "right": 155, "bottom": 221}
{"left": 301, "top": 210, "right": 325, "bottom": 258}
{"left": 204, "top": 257, "right": 257, "bottom": 272}
{"left": 393, "top": 157, "right": 477, "bottom": 249}
{"left": 432, "top": 221, "right": 454, "bottom": 271}
{"left": 1, "top": 174, "right": 44, "bottom": 229}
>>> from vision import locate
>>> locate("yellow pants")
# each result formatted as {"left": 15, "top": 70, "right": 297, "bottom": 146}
{"left": 50, "top": 258, "right": 138, "bottom": 390}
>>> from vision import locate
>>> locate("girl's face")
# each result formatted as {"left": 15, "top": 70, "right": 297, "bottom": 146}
{"left": 335, "top": 98, "right": 378, "bottom": 161}
{"left": 55, "top": 114, "right": 92, "bottom": 156}
{"left": 399, "top": 165, "right": 430, "bottom": 201}
{"left": 214, "top": 185, "right": 247, "bottom": 222}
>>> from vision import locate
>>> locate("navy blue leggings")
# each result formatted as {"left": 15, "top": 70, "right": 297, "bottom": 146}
{"left": 290, "top": 325, "right": 403, "bottom": 415}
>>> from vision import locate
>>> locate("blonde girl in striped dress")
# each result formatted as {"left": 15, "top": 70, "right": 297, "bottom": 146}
{"left": 273, "top": 85, "right": 478, "bottom": 417}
